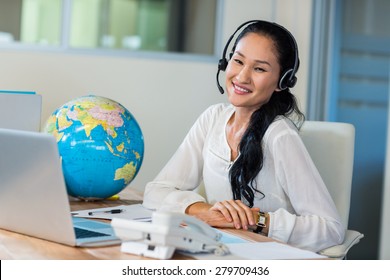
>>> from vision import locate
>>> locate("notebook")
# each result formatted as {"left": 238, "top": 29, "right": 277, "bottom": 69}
{"left": 0, "top": 92, "right": 42, "bottom": 132}
{"left": 0, "top": 128, "right": 121, "bottom": 247}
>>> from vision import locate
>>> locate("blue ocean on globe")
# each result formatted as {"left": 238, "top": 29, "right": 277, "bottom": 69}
{"left": 44, "top": 95, "right": 144, "bottom": 200}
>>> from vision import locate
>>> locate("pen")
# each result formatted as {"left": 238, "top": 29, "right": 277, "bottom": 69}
{"left": 88, "top": 209, "right": 124, "bottom": 216}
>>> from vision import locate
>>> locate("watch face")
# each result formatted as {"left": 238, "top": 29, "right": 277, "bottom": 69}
{"left": 259, "top": 216, "right": 266, "bottom": 225}
{"left": 257, "top": 212, "right": 266, "bottom": 227}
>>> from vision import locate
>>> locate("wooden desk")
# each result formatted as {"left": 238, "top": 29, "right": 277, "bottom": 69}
{"left": 0, "top": 189, "right": 274, "bottom": 260}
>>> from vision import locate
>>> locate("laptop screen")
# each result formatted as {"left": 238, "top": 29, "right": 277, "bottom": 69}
{"left": 0, "top": 128, "right": 120, "bottom": 247}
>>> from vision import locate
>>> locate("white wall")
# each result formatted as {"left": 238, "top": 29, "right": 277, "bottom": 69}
{"left": 0, "top": 0, "right": 313, "bottom": 192}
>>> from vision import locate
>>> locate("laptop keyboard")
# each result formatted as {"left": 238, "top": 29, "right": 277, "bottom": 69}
{"left": 75, "top": 227, "right": 110, "bottom": 239}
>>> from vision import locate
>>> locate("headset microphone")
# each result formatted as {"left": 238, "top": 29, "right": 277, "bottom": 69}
{"left": 216, "top": 68, "right": 224, "bottom": 94}
{"left": 217, "top": 55, "right": 229, "bottom": 94}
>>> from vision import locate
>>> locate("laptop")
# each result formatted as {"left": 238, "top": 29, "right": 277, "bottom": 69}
{"left": 0, "top": 128, "right": 121, "bottom": 247}
{"left": 0, "top": 92, "right": 42, "bottom": 132}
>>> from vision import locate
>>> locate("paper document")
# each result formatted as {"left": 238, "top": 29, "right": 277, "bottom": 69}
{"left": 71, "top": 204, "right": 153, "bottom": 221}
{"left": 186, "top": 230, "right": 326, "bottom": 260}
{"left": 226, "top": 241, "right": 326, "bottom": 260}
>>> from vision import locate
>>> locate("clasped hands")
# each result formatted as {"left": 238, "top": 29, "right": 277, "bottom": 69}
{"left": 185, "top": 200, "right": 259, "bottom": 231}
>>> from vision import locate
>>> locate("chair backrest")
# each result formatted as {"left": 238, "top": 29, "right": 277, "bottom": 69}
{"left": 299, "top": 121, "right": 355, "bottom": 227}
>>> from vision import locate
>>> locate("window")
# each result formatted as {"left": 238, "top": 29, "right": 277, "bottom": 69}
{"left": 0, "top": 0, "right": 217, "bottom": 56}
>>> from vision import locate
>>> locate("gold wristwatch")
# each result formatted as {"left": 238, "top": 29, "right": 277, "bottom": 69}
{"left": 254, "top": 211, "right": 267, "bottom": 234}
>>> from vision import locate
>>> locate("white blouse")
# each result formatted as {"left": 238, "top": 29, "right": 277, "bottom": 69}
{"left": 143, "top": 103, "right": 345, "bottom": 252}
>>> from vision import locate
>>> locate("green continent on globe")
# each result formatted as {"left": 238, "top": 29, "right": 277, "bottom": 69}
{"left": 115, "top": 162, "right": 137, "bottom": 185}
{"left": 44, "top": 95, "right": 144, "bottom": 200}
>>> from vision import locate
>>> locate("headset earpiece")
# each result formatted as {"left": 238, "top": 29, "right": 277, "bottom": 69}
{"left": 288, "top": 76, "right": 297, "bottom": 88}
{"left": 218, "top": 53, "right": 232, "bottom": 72}
{"left": 278, "top": 62, "right": 299, "bottom": 90}
{"left": 218, "top": 58, "right": 228, "bottom": 72}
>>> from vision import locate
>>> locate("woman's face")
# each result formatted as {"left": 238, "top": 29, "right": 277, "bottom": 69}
{"left": 225, "top": 32, "right": 281, "bottom": 112}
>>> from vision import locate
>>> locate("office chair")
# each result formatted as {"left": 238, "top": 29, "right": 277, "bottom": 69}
{"left": 299, "top": 121, "right": 364, "bottom": 259}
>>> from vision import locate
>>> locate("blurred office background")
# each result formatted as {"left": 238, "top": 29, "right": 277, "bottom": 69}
{"left": 1, "top": 0, "right": 390, "bottom": 260}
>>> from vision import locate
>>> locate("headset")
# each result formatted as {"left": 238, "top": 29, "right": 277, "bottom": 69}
{"left": 216, "top": 20, "right": 299, "bottom": 94}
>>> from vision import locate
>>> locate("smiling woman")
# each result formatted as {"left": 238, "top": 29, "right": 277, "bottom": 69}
{"left": 0, "top": 0, "right": 217, "bottom": 55}
{"left": 142, "top": 20, "right": 345, "bottom": 253}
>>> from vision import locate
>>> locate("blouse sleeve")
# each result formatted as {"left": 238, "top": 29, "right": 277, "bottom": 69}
{"left": 142, "top": 105, "right": 219, "bottom": 213}
{"left": 268, "top": 126, "right": 345, "bottom": 252}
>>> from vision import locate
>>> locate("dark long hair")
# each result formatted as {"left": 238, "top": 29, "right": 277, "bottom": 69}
{"left": 229, "top": 21, "right": 305, "bottom": 207}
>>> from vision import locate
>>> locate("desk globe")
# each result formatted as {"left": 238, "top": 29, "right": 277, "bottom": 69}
{"left": 44, "top": 95, "right": 144, "bottom": 200}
